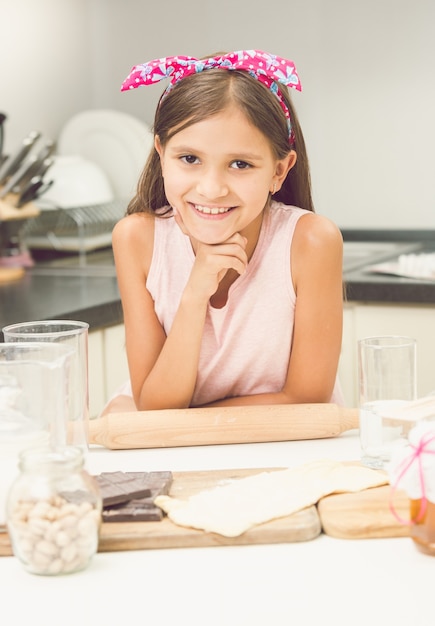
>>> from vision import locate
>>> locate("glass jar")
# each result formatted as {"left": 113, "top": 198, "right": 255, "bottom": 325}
{"left": 409, "top": 499, "right": 435, "bottom": 555}
{"left": 6, "top": 446, "right": 102, "bottom": 575}
{"left": 388, "top": 421, "right": 435, "bottom": 556}
{"left": 0, "top": 428, "right": 49, "bottom": 527}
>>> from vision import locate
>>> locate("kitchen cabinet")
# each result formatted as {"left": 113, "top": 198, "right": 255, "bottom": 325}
{"left": 103, "top": 323, "right": 129, "bottom": 400}
{"left": 337, "top": 305, "right": 356, "bottom": 407}
{"left": 88, "top": 330, "right": 105, "bottom": 418}
{"left": 339, "top": 302, "right": 435, "bottom": 407}
{"left": 88, "top": 324, "right": 129, "bottom": 418}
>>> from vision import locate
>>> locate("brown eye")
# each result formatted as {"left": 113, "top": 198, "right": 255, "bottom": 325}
{"left": 230, "top": 160, "right": 250, "bottom": 170}
{"left": 181, "top": 155, "right": 199, "bottom": 164}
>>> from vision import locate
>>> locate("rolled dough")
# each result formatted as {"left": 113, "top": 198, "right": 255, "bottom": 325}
{"left": 155, "top": 459, "right": 388, "bottom": 537}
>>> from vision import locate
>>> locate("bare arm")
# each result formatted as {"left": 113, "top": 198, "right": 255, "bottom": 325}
{"left": 112, "top": 213, "right": 248, "bottom": 410}
{"left": 200, "top": 212, "right": 344, "bottom": 407}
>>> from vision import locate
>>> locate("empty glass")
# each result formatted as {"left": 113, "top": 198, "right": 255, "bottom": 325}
{"left": 2, "top": 320, "right": 90, "bottom": 455}
{"left": 358, "top": 335, "right": 417, "bottom": 469}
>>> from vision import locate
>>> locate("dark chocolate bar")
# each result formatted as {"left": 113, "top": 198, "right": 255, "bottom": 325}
{"left": 102, "top": 501, "right": 164, "bottom": 523}
{"left": 95, "top": 471, "right": 153, "bottom": 506}
{"left": 102, "top": 470, "right": 173, "bottom": 523}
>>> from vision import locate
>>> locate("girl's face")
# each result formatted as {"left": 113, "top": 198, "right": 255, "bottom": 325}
{"left": 155, "top": 106, "right": 295, "bottom": 245}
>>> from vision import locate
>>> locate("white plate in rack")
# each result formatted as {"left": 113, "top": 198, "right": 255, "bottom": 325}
{"left": 57, "top": 109, "right": 154, "bottom": 199}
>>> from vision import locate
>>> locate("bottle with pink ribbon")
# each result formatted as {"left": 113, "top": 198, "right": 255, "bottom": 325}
{"left": 388, "top": 420, "right": 435, "bottom": 555}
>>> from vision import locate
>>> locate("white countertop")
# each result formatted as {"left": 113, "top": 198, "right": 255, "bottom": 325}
{"left": 1, "top": 431, "right": 433, "bottom": 626}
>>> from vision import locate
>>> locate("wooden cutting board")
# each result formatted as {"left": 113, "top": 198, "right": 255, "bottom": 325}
{"left": 0, "top": 468, "right": 321, "bottom": 556}
{"left": 318, "top": 485, "right": 410, "bottom": 539}
{"left": 0, "top": 467, "right": 411, "bottom": 555}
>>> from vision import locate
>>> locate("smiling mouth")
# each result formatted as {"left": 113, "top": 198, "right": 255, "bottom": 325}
{"left": 193, "top": 204, "right": 234, "bottom": 215}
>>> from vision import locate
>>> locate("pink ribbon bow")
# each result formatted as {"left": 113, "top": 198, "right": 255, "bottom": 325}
{"left": 121, "top": 50, "right": 301, "bottom": 141}
{"left": 389, "top": 430, "right": 435, "bottom": 525}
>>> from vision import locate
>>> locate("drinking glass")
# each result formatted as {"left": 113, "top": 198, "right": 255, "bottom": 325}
{"left": 0, "top": 342, "right": 72, "bottom": 525}
{"left": 2, "top": 320, "right": 89, "bottom": 454}
{"left": 358, "top": 335, "right": 417, "bottom": 469}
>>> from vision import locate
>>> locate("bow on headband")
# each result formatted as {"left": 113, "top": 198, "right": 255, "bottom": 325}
{"left": 121, "top": 50, "right": 301, "bottom": 141}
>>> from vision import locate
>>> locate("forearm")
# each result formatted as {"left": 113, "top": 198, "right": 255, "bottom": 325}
{"left": 136, "top": 289, "right": 208, "bottom": 410}
{"left": 200, "top": 388, "right": 333, "bottom": 409}
{"left": 201, "top": 392, "right": 288, "bottom": 408}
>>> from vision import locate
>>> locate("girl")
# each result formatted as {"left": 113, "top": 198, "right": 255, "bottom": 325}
{"left": 104, "top": 50, "right": 344, "bottom": 414}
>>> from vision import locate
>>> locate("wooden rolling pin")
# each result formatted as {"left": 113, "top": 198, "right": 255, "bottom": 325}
{"left": 88, "top": 403, "right": 359, "bottom": 450}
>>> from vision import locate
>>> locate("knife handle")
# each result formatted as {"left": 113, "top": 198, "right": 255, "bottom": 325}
{"left": 0, "top": 113, "right": 6, "bottom": 162}
{"left": 15, "top": 176, "right": 53, "bottom": 208}
{"left": 12, "top": 156, "right": 54, "bottom": 195}
{"left": 0, "top": 131, "right": 41, "bottom": 185}
{"left": 0, "top": 155, "right": 38, "bottom": 198}
{"left": 34, "top": 139, "right": 55, "bottom": 163}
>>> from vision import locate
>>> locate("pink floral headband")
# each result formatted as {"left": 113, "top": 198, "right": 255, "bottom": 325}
{"left": 121, "top": 50, "right": 301, "bottom": 144}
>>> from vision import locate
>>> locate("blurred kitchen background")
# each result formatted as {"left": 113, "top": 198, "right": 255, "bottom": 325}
{"left": 1, "top": 0, "right": 435, "bottom": 412}
{"left": 1, "top": 0, "right": 434, "bottom": 231}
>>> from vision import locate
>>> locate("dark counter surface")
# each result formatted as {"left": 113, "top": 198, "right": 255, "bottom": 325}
{"left": 0, "top": 270, "right": 123, "bottom": 332}
{"left": 1, "top": 230, "right": 435, "bottom": 337}
{"left": 341, "top": 228, "right": 435, "bottom": 304}
{"left": 344, "top": 267, "right": 435, "bottom": 304}
{"left": 0, "top": 248, "right": 123, "bottom": 336}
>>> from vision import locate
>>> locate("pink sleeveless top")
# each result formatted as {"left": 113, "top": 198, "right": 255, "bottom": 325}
{"left": 146, "top": 201, "right": 343, "bottom": 407}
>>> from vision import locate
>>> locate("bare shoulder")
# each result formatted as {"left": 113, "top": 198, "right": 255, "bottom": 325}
{"left": 293, "top": 211, "right": 343, "bottom": 252}
{"left": 291, "top": 212, "right": 343, "bottom": 283}
{"left": 112, "top": 213, "right": 155, "bottom": 274}
{"left": 112, "top": 212, "right": 154, "bottom": 247}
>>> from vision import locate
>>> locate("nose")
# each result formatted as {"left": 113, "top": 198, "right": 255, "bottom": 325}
{"left": 196, "top": 167, "right": 229, "bottom": 200}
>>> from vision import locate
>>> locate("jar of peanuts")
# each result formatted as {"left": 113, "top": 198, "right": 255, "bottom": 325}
{"left": 6, "top": 446, "right": 102, "bottom": 575}
{"left": 388, "top": 421, "right": 435, "bottom": 556}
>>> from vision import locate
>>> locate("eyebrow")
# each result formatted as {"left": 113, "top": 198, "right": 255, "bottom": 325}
{"left": 168, "top": 144, "right": 265, "bottom": 161}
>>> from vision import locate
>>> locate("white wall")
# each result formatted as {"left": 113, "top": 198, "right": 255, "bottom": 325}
{"left": 0, "top": 0, "right": 93, "bottom": 149}
{"left": 1, "top": 0, "right": 434, "bottom": 230}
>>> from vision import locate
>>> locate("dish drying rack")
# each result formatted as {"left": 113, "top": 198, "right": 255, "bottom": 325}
{"left": 20, "top": 199, "right": 127, "bottom": 257}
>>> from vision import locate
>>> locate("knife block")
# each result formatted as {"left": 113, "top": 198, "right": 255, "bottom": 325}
{"left": 0, "top": 191, "right": 39, "bottom": 282}
{"left": 0, "top": 265, "right": 25, "bottom": 283}
{"left": 0, "top": 192, "right": 40, "bottom": 222}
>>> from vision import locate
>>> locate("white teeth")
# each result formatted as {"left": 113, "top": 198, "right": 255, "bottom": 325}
{"left": 194, "top": 204, "right": 231, "bottom": 215}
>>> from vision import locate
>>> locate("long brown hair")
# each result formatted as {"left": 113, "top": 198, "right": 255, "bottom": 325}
{"left": 127, "top": 69, "right": 314, "bottom": 215}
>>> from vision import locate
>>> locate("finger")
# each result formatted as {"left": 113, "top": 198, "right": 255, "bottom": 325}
{"left": 203, "top": 246, "right": 248, "bottom": 276}
{"left": 215, "top": 232, "right": 248, "bottom": 249}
